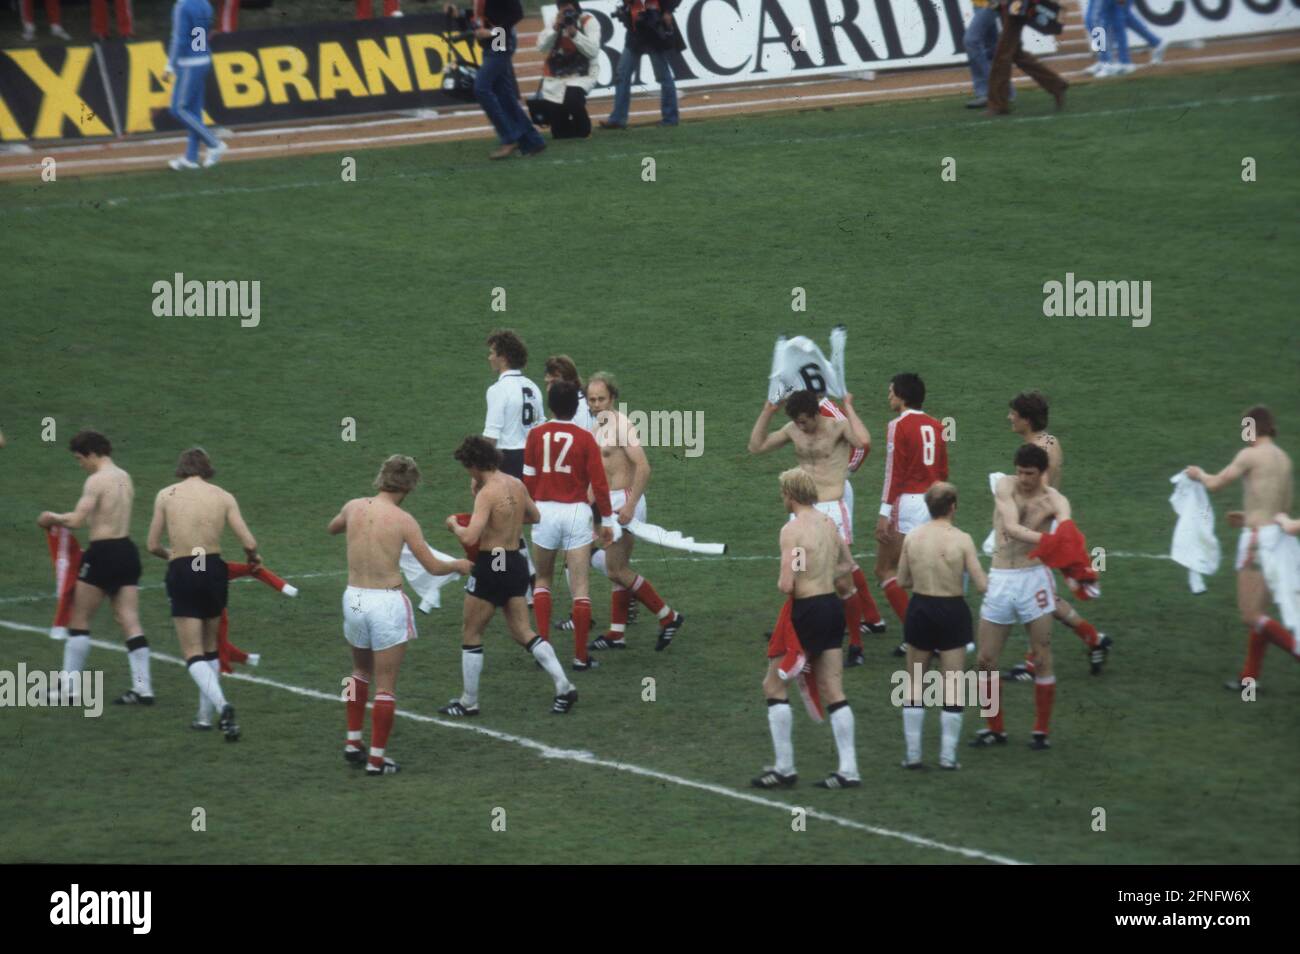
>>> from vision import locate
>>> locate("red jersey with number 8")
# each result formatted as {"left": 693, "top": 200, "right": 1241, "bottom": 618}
{"left": 881, "top": 409, "right": 948, "bottom": 511}
{"left": 523, "top": 421, "right": 613, "bottom": 516}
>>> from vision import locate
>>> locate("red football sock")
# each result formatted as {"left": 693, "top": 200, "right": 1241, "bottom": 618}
{"left": 1240, "top": 629, "right": 1268, "bottom": 681}
{"left": 252, "top": 565, "right": 288, "bottom": 591}
{"left": 882, "top": 577, "right": 909, "bottom": 622}
{"left": 369, "top": 692, "right": 395, "bottom": 768}
{"left": 345, "top": 673, "right": 369, "bottom": 749}
{"left": 573, "top": 597, "right": 592, "bottom": 663}
{"left": 1033, "top": 676, "right": 1056, "bottom": 734}
{"left": 216, "top": 611, "right": 249, "bottom": 674}
{"left": 842, "top": 596, "right": 863, "bottom": 649}
{"left": 1256, "top": 616, "right": 1297, "bottom": 656}
{"left": 985, "top": 672, "right": 1004, "bottom": 732}
{"left": 609, "top": 585, "right": 630, "bottom": 639}
{"left": 852, "top": 567, "right": 883, "bottom": 626}
{"left": 633, "top": 575, "right": 671, "bottom": 623}
{"left": 1071, "top": 619, "right": 1100, "bottom": 648}
{"left": 532, "top": 587, "right": 552, "bottom": 641}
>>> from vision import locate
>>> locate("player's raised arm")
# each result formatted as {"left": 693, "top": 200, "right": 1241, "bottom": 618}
{"left": 146, "top": 488, "right": 172, "bottom": 560}
{"left": 327, "top": 500, "right": 351, "bottom": 535}
{"left": 404, "top": 513, "right": 472, "bottom": 577}
{"left": 748, "top": 402, "right": 792, "bottom": 454}
{"left": 962, "top": 533, "right": 989, "bottom": 593}
{"left": 42, "top": 478, "right": 99, "bottom": 530}
{"left": 1186, "top": 451, "right": 1249, "bottom": 492}
{"left": 225, "top": 492, "right": 261, "bottom": 566}
{"left": 994, "top": 476, "right": 1041, "bottom": 544}
{"left": 840, "top": 392, "right": 871, "bottom": 453}
{"left": 777, "top": 523, "right": 798, "bottom": 595}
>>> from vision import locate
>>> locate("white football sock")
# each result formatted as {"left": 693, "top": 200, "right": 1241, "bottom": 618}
{"left": 461, "top": 647, "right": 484, "bottom": 708}
{"left": 196, "top": 654, "right": 219, "bottom": 722}
{"left": 530, "top": 639, "right": 571, "bottom": 694}
{"left": 767, "top": 700, "right": 795, "bottom": 775}
{"left": 61, "top": 634, "right": 91, "bottom": 698}
{"left": 591, "top": 548, "right": 608, "bottom": 578}
{"left": 829, "top": 702, "right": 859, "bottom": 780}
{"left": 126, "top": 635, "right": 152, "bottom": 696}
{"left": 903, "top": 705, "right": 925, "bottom": 764}
{"left": 187, "top": 657, "right": 227, "bottom": 710}
{"left": 940, "top": 708, "right": 963, "bottom": 765}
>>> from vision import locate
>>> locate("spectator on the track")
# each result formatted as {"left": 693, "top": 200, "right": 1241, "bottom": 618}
{"left": 529, "top": 0, "right": 600, "bottom": 139}
{"left": 600, "top": 0, "right": 683, "bottom": 130}
{"left": 962, "top": 0, "right": 1011, "bottom": 109}
{"left": 1085, "top": 0, "right": 1165, "bottom": 77}
{"left": 985, "top": 0, "right": 1068, "bottom": 116}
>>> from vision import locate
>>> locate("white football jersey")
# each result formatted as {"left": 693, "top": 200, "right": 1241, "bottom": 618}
{"left": 484, "top": 370, "right": 544, "bottom": 450}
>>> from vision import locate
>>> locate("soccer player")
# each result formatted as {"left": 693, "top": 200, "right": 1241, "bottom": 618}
{"left": 875, "top": 373, "right": 949, "bottom": 653}
{"left": 971, "top": 444, "right": 1070, "bottom": 750}
{"left": 328, "top": 455, "right": 471, "bottom": 774}
{"left": 1004, "top": 390, "right": 1112, "bottom": 677}
{"left": 586, "top": 372, "right": 686, "bottom": 652}
{"left": 819, "top": 391, "right": 888, "bottom": 653}
{"left": 37, "top": 430, "right": 153, "bottom": 707}
{"left": 146, "top": 448, "right": 262, "bottom": 741}
{"left": 752, "top": 468, "right": 860, "bottom": 790}
{"left": 749, "top": 390, "right": 872, "bottom": 666}
{"left": 544, "top": 354, "right": 595, "bottom": 431}
{"left": 164, "top": 0, "right": 228, "bottom": 170}
{"left": 526, "top": 381, "right": 615, "bottom": 669}
{"left": 896, "top": 482, "right": 987, "bottom": 770}
{"left": 1185, "top": 406, "right": 1296, "bottom": 689}
{"left": 482, "top": 329, "right": 545, "bottom": 478}
{"left": 440, "top": 436, "right": 580, "bottom": 715}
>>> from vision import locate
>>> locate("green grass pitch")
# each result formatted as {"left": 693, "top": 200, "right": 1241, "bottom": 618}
{"left": 1, "top": 62, "right": 1298, "bottom": 864}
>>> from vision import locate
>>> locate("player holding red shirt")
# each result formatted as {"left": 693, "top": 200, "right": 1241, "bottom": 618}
{"left": 525, "top": 381, "right": 614, "bottom": 669}
{"left": 875, "top": 373, "right": 948, "bottom": 644}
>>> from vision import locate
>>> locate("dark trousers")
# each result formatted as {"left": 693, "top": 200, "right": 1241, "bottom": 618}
{"left": 987, "top": 9, "right": 1067, "bottom": 113}
{"left": 533, "top": 87, "right": 592, "bottom": 139}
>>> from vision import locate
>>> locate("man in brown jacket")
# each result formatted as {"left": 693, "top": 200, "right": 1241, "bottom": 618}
{"left": 986, "top": 0, "right": 1068, "bottom": 115}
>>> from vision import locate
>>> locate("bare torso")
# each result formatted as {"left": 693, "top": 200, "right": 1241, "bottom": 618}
{"left": 595, "top": 411, "right": 636, "bottom": 491}
{"left": 787, "top": 418, "right": 850, "bottom": 503}
{"left": 992, "top": 477, "right": 1062, "bottom": 569}
{"left": 85, "top": 463, "right": 134, "bottom": 540}
{"left": 477, "top": 471, "right": 528, "bottom": 551}
{"left": 156, "top": 478, "right": 236, "bottom": 557}
{"left": 902, "top": 521, "right": 973, "bottom": 596}
{"left": 343, "top": 496, "right": 413, "bottom": 589}
{"left": 783, "top": 508, "right": 846, "bottom": 598}
{"left": 1240, "top": 442, "right": 1294, "bottom": 528}
{"left": 1030, "top": 431, "right": 1064, "bottom": 489}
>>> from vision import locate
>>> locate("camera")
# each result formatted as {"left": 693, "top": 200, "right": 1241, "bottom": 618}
{"left": 560, "top": 7, "right": 579, "bottom": 29}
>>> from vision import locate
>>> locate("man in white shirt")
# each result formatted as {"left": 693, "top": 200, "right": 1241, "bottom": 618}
{"left": 483, "top": 329, "right": 545, "bottom": 479}
{"left": 544, "top": 354, "right": 595, "bottom": 431}
{"left": 528, "top": 1, "right": 601, "bottom": 139}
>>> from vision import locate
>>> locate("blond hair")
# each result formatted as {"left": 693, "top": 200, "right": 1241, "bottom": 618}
{"left": 779, "top": 468, "right": 819, "bottom": 507}
{"left": 374, "top": 455, "right": 421, "bottom": 494}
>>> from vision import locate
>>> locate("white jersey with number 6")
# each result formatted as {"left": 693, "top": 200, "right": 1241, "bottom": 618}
{"left": 483, "top": 369, "right": 545, "bottom": 450}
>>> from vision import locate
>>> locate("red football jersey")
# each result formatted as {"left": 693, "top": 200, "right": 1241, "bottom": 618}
{"left": 880, "top": 409, "right": 948, "bottom": 514}
{"left": 818, "top": 397, "right": 866, "bottom": 473}
{"left": 523, "top": 421, "right": 613, "bottom": 517}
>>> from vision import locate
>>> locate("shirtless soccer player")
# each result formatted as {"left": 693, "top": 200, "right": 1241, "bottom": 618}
{"left": 440, "top": 436, "right": 580, "bottom": 716}
{"left": 37, "top": 430, "right": 154, "bottom": 707}
{"left": 1185, "top": 405, "right": 1296, "bottom": 689}
{"left": 586, "top": 372, "right": 686, "bottom": 652}
{"left": 328, "top": 455, "right": 472, "bottom": 774}
{"left": 874, "top": 373, "right": 949, "bottom": 657}
{"left": 972, "top": 444, "right": 1070, "bottom": 750}
{"left": 147, "top": 448, "right": 262, "bottom": 741}
{"left": 525, "top": 380, "right": 615, "bottom": 670}
{"left": 1005, "top": 390, "right": 1112, "bottom": 677}
{"left": 896, "top": 482, "right": 987, "bottom": 770}
{"left": 752, "top": 468, "right": 860, "bottom": 790}
{"left": 749, "top": 389, "right": 871, "bottom": 667}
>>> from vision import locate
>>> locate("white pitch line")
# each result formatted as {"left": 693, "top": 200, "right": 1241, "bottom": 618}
{"left": 0, "top": 616, "right": 1027, "bottom": 865}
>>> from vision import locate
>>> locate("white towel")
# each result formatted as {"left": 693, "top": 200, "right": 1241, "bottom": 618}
{"left": 399, "top": 542, "right": 463, "bottom": 612}
{"left": 767, "top": 326, "right": 847, "bottom": 403}
{"left": 981, "top": 472, "right": 1005, "bottom": 557}
{"left": 1168, "top": 472, "right": 1220, "bottom": 594}
{"left": 616, "top": 518, "right": 727, "bottom": 555}
{"left": 1255, "top": 525, "right": 1300, "bottom": 638}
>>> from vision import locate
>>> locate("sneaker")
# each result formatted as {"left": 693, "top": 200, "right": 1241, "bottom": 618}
{"left": 901, "top": 760, "right": 924, "bottom": 770}
{"left": 860, "top": 619, "right": 887, "bottom": 635}
{"left": 50, "top": 24, "right": 71, "bottom": 40}
{"left": 572, "top": 657, "right": 599, "bottom": 671}
{"left": 1114, "top": 62, "right": 1137, "bottom": 76}
{"left": 344, "top": 746, "right": 366, "bottom": 765}
{"left": 1003, "top": 663, "right": 1036, "bottom": 683}
{"left": 246, "top": 653, "right": 261, "bottom": 667}
{"left": 190, "top": 720, "right": 212, "bottom": 731}
{"left": 1094, "top": 62, "right": 1121, "bottom": 79}
{"left": 892, "top": 642, "right": 907, "bottom": 658}
{"left": 1149, "top": 41, "right": 1166, "bottom": 65}
{"left": 168, "top": 157, "right": 200, "bottom": 171}
{"left": 1029, "top": 732, "right": 1051, "bottom": 750}
{"left": 218, "top": 703, "right": 240, "bottom": 742}
{"left": 939, "top": 757, "right": 961, "bottom": 771}
{"left": 366, "top": 757, "right": 399, "bottom": 775}
{"left": 21, "top": 22, "right": 35, "bottom": 42}
{"left": 655, "top": 612, "right": 684, "bottom": 652}
{"left": 589, "top": 635, "right": 626, "bottom": 651}
{"left": 437, "top": 698, "right": 480, "bottom": 717}
{"left": 203, "top": 140, "right": 228, "bottom": 168}
{"left": 969, "top": 728, "right": 1007, "bottom": 747}
{"left": 814, "top": 772, "right": 861, "bottom": 789}
{"left": 551, "top": 689, "right": 578, "bottom": 714}
{"left": 1083, "top": 61, "right": 1106, "bottom": 76}
{"left": 1089, "top": 634, "right": 1112, "bottom": 675}
{"left": 751, "top": 768, "right": 798, "bottom": 789}
{"left": 113, "top": 689, "right": 155, "bottom": 705}
{"left": 846, "top": 645, "right": 866, "bottom": 668}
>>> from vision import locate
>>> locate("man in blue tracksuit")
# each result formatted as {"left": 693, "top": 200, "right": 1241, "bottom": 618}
{"left": 166, "top": 0, "right": 227, "bottom": 170}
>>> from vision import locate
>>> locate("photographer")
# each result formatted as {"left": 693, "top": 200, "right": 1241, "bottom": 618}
{"left": 445, "top": 0, "right": 547, "bottom": 159}
{"left": 529, "top": 1, "right": 601, "bottom": 139}
{"left": 985, "top": 0, "right": 1067, "bottom": 115}
{"left": 600, "top": 0, "right": 683, "bottom": 130}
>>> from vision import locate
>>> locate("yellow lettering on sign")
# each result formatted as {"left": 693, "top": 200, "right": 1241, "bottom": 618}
{"left": 0, "top": 91, "right": 26, "bottom": 141}
{"left": 124, "top": 42, "right": 172, "bottom": 134}
{"left": 213, "top": 51, "right": 265, "bottom": 108}
{"left": 258, "top": 46, "right": 316, "bottom": 104}
{"left": 318, "top": 42, "right": 368, "bottom": 100}
{"left": 6, "top": 47, "right": 112, "bottom": 138}
{"left": 405, "top": 34, "right": 449, "bottom": 92}
{"left": 357, "top": 36, "right": 413, "bottom": 95}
